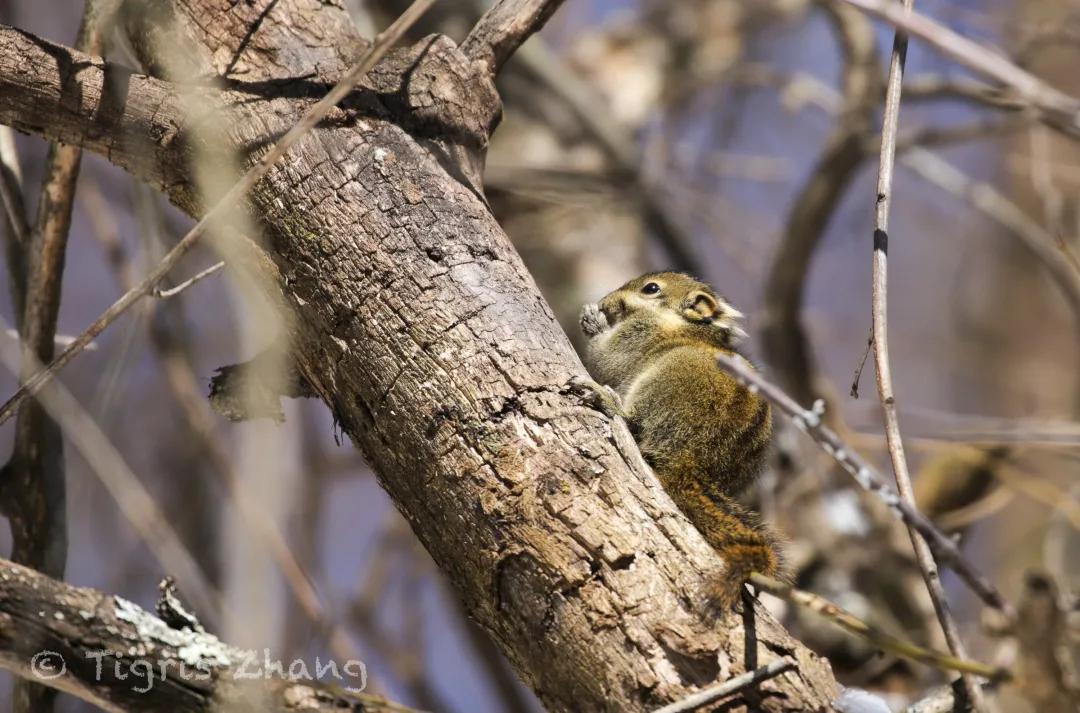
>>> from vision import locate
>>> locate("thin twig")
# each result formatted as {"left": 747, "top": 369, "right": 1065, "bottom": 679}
{"left": 2, "top": 331, "right": 99, "bottom": 352}
{"left": 850, "top": 333, "right": 873, "bottom": 398}
{"left": 715, "top": 353, "right": 1015, "bottom": 617}
{"left": 0, "top": 0, "right": 437, "bottom": 428}
{"left": 152, "top": 261, "right": 225, "bottom": 298}
{"left": 0, "top": 322, "right": 222, "bottom": 620}
{"left": 749, "top": 573, "right": 1008, "bottom": 680}
{"left": 87, "top": 183, "right": 360, "bottom": 670}
{"left": 650, "top": 658, "right": 797, "bottom": 713}
{"left": 840, "top": 0, "right": 1080, "bottom": 139}
{"left": 868, "top": 0, "right": 984, "bottom": 706}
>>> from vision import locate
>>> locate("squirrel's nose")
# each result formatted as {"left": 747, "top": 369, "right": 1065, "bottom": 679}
{"left": 598, "top": 296, "right": 623, "bottom": 324}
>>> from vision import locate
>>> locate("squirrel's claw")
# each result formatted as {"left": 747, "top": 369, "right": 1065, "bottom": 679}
{"left": 566, "top": 375, "right": 626, "bottom": 420}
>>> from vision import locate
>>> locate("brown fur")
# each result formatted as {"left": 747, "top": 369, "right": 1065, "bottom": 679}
{"left": 580, "top": 272, "right": 781, "bottom": 609}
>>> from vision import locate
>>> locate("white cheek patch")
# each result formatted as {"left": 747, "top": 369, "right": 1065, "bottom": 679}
{"left": 623, "top": 294, "right": 651, "bottom": 312}
{"left": 657, "top": 309, "right": 687, "bottom": 330}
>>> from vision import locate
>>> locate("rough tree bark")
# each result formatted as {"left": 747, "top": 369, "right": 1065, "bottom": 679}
{"left": 0, "top": 1, "right": 841, "bottom": 710}
{"left": 0, "top": 557, "right": 419, "bottom": 712}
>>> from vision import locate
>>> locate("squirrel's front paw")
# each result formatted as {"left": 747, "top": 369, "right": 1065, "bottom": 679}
{"left": 566, "top": 376, "right": 626, "bottom": 419}
{"left": 580, "top": 303, "right": 610, "bottom": 337}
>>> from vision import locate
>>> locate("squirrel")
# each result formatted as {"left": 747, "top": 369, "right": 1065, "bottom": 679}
{"left": 579, "top": 271, "right": 781, "bottom": 609}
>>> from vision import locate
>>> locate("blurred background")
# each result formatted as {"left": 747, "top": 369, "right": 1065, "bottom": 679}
{"left": 1, "top": 0, "right": 1078, "bottom": 711}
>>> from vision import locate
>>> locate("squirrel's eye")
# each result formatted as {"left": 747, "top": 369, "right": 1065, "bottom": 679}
{"left": 641, "top": 282, "right": 661, "bottom": 295}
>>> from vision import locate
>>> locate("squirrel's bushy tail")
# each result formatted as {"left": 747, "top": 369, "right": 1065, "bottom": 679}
{"left": 667, "top": 483, "right": 783, "bottom": 610}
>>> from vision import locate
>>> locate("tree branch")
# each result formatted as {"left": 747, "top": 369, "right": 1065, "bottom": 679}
{"left": 0, "top": 26, "right": 197, "bottom": 193}
{"left": 0, "top": 557, "right": 419, "bottom": 713}
{"left": 839, "top": 0, "right": 1080, "bottom": 139}
{"left": 461, "top": 0, "right": 568, "bottom": 76}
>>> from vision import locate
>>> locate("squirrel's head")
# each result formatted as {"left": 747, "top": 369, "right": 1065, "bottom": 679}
{"left": 597, "top": 271, "right": 747, "bottom": 347}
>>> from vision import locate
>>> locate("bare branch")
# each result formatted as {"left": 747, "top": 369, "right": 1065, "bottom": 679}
{"left": 0, "top": 323, "right": 221, "bottom": 619}
{"left": 758, "top": 66, "right": 1080, "bottom": 328}
{"left": 0, "top": 126, "right": 29, "bottom": 325}
{"left": 5, "top": 9, "right": 120, "bottom": 711}
{"left": 840, "top": 0, "right": 1080, "bottom": 139}
{"left": 151, "top": 261, "right": 224, "bottom": 299}
{"left": 5, "top": 0, "right": 118, "bottom": 579}
{"left": 0, "top": 557, "right": 419, "bottom": 713}
{"left": 715, "top": 353, "right": 1014, "bottom": 617}
{"left": 461, "top": 0, "right": 568, "bottom": 76}
{"left": 749, "top": 573, "right": 1007, "bottom": 680}
{"left": 650, "top": 659, "right": 797, "bottom": 713}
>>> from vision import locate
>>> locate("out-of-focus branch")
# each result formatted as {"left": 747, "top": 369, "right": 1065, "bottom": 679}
{"left": 749, "top": 573, "right": 1007, "bottom": 680}
{"left": 4, "top": 0, "right": 117, "bottom": 573}
{"left": 152, "top": 261, "right": 224, "bottom": 298}
{"left": 461, "top": 0, "right": 568, "bottom": 77}
{"left": 716, "top": 353, "right": 1015, "bottom": 617}
{"left": 758, "top": 65, "right": 1080, "bottom": 332}
{"left": 896, "top": 149, "right": 1080, "bottom": 321}
{"left": 0, "top": 126, "right": 29, "bottom": 325}
{"left": 1011, "top": 572, "right": 1080, "bottom": 710}
{"left": 839, "top": 0, "right": 1080, "bottom": 140}
{"left": 0, "top": 557, "right": 419, "bottom": 713}
{"left": 507, "top": 37, "right": 704, "bottom": 273}
{"left": 4, "top": 5, "right": 119, "bottom": 708}
{"left": 84, "top": 191, "right": 358, "bottom": 671}
{"left": 0, "top": 323, "right": 221, "bottom": 619}
{"left": 762, "top": 1, "right": 879, "bottom": 408}
{"left": 0, "top": 0, "right": 435, "bottom": 427}
{"left": 884, "top": 117, "right": 1026, "bottom": 154}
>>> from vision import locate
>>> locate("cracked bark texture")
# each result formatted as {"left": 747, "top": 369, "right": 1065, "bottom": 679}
{"left": 0, "top": 557, "right": 418, "bottom": 712}
{"left": 0, "top": 1, "right": 841, "bottom": 710}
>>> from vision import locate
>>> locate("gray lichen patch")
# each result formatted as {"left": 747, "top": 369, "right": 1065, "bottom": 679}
{"left": 113, "top": 596, "right": 235, "bottom": 668}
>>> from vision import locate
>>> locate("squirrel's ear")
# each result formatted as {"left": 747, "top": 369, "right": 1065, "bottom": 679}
{"left": 683, "top": 291, "right": 720, "bottom": 322}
